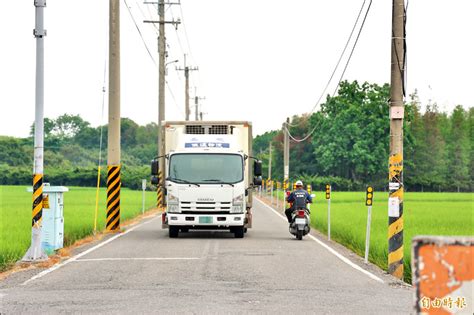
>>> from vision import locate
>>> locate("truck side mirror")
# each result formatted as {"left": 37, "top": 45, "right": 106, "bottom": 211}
{"left": 151, "top": 159, "right": 159, "bottom": 176}
{"left": 151, "top": 176, "right": 159, "bottom": 185}
{"left": 253, "top": 176, "right": 262, "bottom": 186}
{"left": 253, "top": 160, "right": 262, "bottom": 177}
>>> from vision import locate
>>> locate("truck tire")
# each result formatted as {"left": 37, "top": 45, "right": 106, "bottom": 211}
{"left": 169, "top": 226, "right": 179, "bottom": 238}
{"left": 234, "top": 226, "right": 244, "bottom": 238}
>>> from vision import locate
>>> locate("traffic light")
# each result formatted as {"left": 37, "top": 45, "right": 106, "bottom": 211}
{"left": 366, "top": 186, "right": 374, "bottom": 206}
{"left": 325, "top": 184, "right": 331, "bottom": 199}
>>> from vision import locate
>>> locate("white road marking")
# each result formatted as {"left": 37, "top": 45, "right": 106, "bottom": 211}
{"left": 22, "top": 215, "right": 160, "bottom": 286}
{"left": 255, "top": 198, "right": 384, "bottom": 284}
{"left": 75, "top": 257, "right": 199, "bottom": 262}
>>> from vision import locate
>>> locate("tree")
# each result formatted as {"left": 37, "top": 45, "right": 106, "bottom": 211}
{"left": 446, "top": 106, "right": 470, "bottom": 191}
{"left": 53, "top": 114, "right": 90, "bottom": 140}
{"left": 311, "top": 81, "right": 390, "bottom": 186}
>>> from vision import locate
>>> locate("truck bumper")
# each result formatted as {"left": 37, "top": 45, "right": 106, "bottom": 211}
{"left": 165, "top": 213, "right": 246, "bottom": 228}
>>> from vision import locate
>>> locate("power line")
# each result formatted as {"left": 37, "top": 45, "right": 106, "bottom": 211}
{"left": 308, "top": 0, "right": 368, "bottom": 116}
{"left": 124, "top": 0, "right": 185, "bottom": 119}
{"left": 286, "top": 0, "right": 368, "bottom": 128}
{"left": 123, "top": 0, "right": 157, "bottom": 65}
{"left": 166, "top": 80, "right": 185, "bottom": 118}
{"left": 178, "top": 4, "right": 195, "bottom": 64}
{"left": 286, "top": 0, "right": 373, "bottom": 143}
{"left": 331, "top": 0, "right": 373, "bottom": 96}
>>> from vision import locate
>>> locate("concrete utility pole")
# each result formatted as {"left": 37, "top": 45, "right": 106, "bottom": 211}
{"left": 387, "top": 0, "right": 406, "bottom": 280}
{"left": 268, "top": 142, "right": 272, "bottom": 180}
{"left": 106, "top": 0, "right": 121, "bottom": 232}
{"left": 283, "top": 118, "right": 290, "bottom": 182}
{"left": 193, "top": 87, "right": 205, "bottom": 121}
{"left": 177, "top": 55, "right": 198, "bottom": 121}
{"left": 23, "top": 0, "right": 47, "bottom": 261}
{"left": 144, "top": 0, "right": 180, "bottom": 206}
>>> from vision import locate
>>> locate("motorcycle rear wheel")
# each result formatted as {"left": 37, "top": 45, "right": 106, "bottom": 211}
{"left": 296, "top": 230, "right": 303, "bottom": 240}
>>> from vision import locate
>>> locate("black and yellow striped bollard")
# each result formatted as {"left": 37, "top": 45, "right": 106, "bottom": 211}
{"left": 156, "top": 170, "right": 163, "bottom": 207}
{"left": 388, "top": 153, "right": 404, "bottom": 279}
{"left": 32, "top": 174, "right": 43, "bottom": 228}
{"left": 106, "top": 165, "right": 121, "bottom": 231}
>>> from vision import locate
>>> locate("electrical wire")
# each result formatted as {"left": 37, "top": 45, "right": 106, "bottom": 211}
{"left": 124, "top": 0, "right": 157, "bottom": 66}
{"left": 126, "top": 1, "right": 185, "bottom": 119}
{"left": 331, "top": 0, "right": 373, "bottom": 97}
{"left": 166, "top": 80, "right": 185, "bottom": 118}
{"left": 286, "top": 0, "right": 373, "bottom": 142}
{"left": 308, "top": 0, "right": 368, "bottom": 116}
{"left": 286, "top": 0, "right": 368, "bottom": 128}
{"left": 178, "top": 4, "right": 196, "bottom": 65}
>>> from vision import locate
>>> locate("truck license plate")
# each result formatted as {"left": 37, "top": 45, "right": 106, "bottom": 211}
{"left": 295, "top": 218, "right": 306, "bottom": 225}
{"left": 199, "top": 216, "right": 213, "bottom": 224}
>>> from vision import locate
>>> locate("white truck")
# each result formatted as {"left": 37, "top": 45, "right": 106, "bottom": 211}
{"left": 151, "top": 121, "right": 262, "bottom": 238}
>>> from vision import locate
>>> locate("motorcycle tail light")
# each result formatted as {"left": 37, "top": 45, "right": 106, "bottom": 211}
{"left": 298, "top": 210, "right": 305, "bottom": 218}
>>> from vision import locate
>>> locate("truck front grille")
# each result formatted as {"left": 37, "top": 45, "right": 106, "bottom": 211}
{"left": 180, "top": 201, "right": 231, "bottom": 212}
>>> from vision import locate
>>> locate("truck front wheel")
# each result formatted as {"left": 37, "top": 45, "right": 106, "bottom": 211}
{"left": 169, "top": 226, "right": 179, "bottom": 238}
{"left": 233, "top": 226, "right": 244, "bottom": 238}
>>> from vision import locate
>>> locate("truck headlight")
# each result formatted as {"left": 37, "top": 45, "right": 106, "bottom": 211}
{"left": 167, "top": 194, "right": 180, "bottom": 213}
{"left": 231, "top": 194, "right": 244, "bottom": 213}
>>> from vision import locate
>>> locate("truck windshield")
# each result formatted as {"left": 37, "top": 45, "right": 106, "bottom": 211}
{"left": 169, "top": 153, "right": 244, "bottom": 184}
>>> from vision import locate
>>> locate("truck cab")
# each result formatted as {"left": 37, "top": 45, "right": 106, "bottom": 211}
{"left": 151, "top": 121, "right": 262, "bottom": 238}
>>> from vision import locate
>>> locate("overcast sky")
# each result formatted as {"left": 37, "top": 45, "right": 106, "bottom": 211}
{"left": 0, "top": 0, "right": 472, "bottom": 138}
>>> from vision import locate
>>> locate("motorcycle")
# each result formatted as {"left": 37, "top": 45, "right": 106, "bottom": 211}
{"left": 289, "top": 208, "right": 311, "bottom": 240}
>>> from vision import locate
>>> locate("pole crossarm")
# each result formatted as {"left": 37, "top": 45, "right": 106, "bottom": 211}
{"left": 144, "top": 20, "right": 181, "bottom": 25}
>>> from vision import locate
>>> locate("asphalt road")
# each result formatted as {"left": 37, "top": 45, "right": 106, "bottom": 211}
{"left": 0, "top": 197, "right": 412, "bottom": 314}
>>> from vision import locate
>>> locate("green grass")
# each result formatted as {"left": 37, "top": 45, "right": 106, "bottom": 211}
{"left": 267, "top": 190, "right": 473, "bottom": 282}
{"left": 0, "top": 185, "right": 158, "bottom": 272}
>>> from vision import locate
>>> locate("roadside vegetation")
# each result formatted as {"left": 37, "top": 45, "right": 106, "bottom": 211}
{"left": 267, "top": 190, "right": 473, "bottom": 282}
{"left": 0, "top": 185, "right": 157, "bottom": 272}
{"left": 254, "top": 81, "right": 472, "bottom": 192}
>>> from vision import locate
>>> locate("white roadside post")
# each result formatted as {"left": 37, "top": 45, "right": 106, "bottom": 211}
{"left": 325, "top": 184, "right": 331, "bottom": 241}
{"left": 276, "top": 182, "right": 280, "bottom": 209}
{"left": 142, "top": 179, "right": 147, "bottom": 214}
{"left": 307, "top": 184, "right": 312, "bottom": 213}
{"left": 364, "top": 186, "right": 374, "bottom": 264}
{"left": 270, "top": 180, "right": 274, "bottom": 204}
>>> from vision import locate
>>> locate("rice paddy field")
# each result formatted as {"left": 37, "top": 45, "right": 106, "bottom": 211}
{"left": 0, "top": 185, "right": 158, "bottom": 272}
{"left": 266, "top": 190, "right": 473, "bottom": 282}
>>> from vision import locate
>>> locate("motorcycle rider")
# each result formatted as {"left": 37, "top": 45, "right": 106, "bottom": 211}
{"left": 285, "top": 180, "right": 312, "bottom": 223}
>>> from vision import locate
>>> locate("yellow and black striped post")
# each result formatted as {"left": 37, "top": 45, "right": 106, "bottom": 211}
{"left": 106, "top": 165, "right": 121, "bottom": 231}
{"left": 32, "top": 174, "right": 43, "bottom": 228}
{"left": 388, "top": 153, "right": 404, "bottom": 279}
{"left": 156, "top": 170, "right": 163, "bottom": 207}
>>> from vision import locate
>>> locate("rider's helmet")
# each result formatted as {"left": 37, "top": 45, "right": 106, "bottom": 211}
{"left": 295, "top": 180, "right": 303, "bottom": 188}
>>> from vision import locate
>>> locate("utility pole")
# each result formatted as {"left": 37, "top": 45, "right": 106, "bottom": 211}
{"left": 144, "top": 0, "right": 180, "bottom": 206}
{"left": 283, "top": 118, "right": 289, "bottom": 182}
{"left": 106, "top": 0, "right": 121, "bottom": 232}
{"left": 283, "top": 118, "right": 289, "bottom": 211}
{"left": 194, "top": 87, "right": 205, "bottom": 121}
{"left": 23, "top": 0, "right": 47, "bottom": 261}
{"left": 388, "top": 0, "right": 406, "bottom": 280}
{"left": 177, "top": 54, "right": 198, "bottom": 121}
{"left": 268, "top": 142, "right": 272, "bottom": 180}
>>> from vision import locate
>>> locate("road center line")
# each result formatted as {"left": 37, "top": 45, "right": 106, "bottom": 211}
{"left": 22, "top": 215, "right": 160, "bottom": 286}
{"left": 75, "top": 257, "right": 199, "bottom": 262}
{"left": 254, "top": 198, "right": 384, "bottom": 284}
